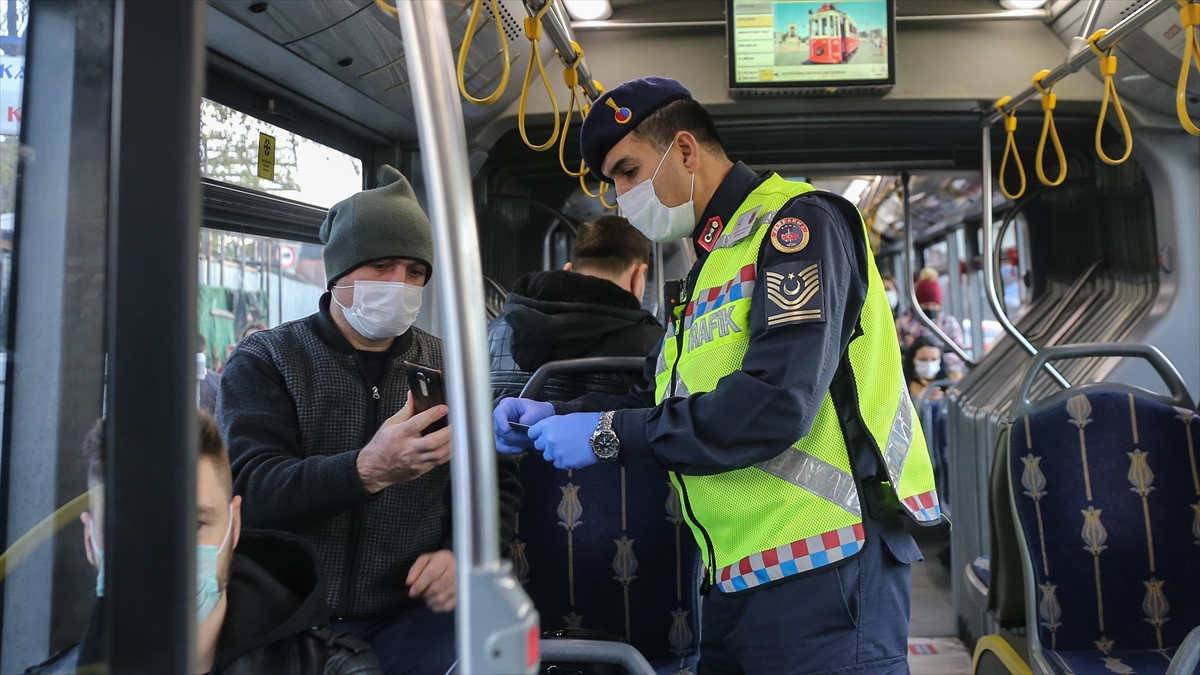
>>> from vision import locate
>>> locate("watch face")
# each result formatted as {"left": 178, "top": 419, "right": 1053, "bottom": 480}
{"left": 594, "top": 430, "right": 620, "bottom": 461}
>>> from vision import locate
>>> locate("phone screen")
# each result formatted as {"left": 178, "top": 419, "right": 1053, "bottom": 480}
{"left": 403, "top": 361, "right": 448, "bottom": 435}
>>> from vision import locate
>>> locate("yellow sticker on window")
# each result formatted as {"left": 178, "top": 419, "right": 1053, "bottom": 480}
{"left": 257, "top": 132, "right": 275, "bottom": 182}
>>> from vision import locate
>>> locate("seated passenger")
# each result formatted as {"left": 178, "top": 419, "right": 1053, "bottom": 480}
{"left": 895, "top": 267, "right": 967, "bottom": 378}
{"left": 218, "top": 166, "right": 521, "bottom": 675}
{"left": 881, "top": 273, "right": 900, "bottom": 317}
{"left": 905, "top": 335, "right": 949, "bottom": 404}
{"left": 489, "top": 214, "right": 661, "bottom": 401}
{"left": 28, "top": 413, "right": 381, "bottom": 675}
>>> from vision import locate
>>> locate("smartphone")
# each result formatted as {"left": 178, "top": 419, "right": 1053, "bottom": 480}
{"left": 403, "top": 361, "right": 448, "bottom": 435}
{"left": 509, "top": 422, "right": 531, "bottom": 433}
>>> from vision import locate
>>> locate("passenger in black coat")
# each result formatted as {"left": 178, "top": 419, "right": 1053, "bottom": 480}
{"left": 488, "top": 216, "right": 662, "bottom": 403}
{"left": 27, "top": 414, "right": 381, "bottom": 675}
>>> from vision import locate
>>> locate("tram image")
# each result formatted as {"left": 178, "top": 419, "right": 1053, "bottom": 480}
{"left": 808, "top": 3, "right": 860, "bottom": 64}
{"left": 2, "top": 0, "right": 1200, "bottom": 674}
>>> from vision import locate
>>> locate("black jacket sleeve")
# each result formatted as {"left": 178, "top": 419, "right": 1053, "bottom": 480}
{"left": 219, "top": 350, "right": 374, "bottom": 530}
{"left": 549, "top": 342, "right": 661, "bottom": 415}
{"left": 608, "top": 195, "right": 869, "bottom": 474}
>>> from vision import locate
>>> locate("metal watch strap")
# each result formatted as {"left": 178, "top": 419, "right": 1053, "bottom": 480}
{"left": 598, "top": 410, "right": 616, "bottom": 434}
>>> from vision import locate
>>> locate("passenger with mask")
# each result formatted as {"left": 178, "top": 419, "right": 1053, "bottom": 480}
{"left": 895, "top": 267, "right": 966, "bottom": 378}
{"left": 495, "top": 77, "right": 940, "bottom": 675}
{"left": 904, "top": 335, "right": 948, "bottom": 404}
{"left": 218, "top": 166, "right": 522, "bottom": 675}
{"left": 881, "top": 274, "right": 900, "bottom": 316}
{"left": 29, "top": 413, "right": 382, "bottom": 675}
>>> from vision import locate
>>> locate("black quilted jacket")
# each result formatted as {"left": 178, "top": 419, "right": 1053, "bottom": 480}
{"left": 488, "top": 270, "right": 663, "bottom": 403}
{"left": 218, "top": 294, "right": 522, "bottom": 620}
{"left": 27, "top": 530, "right": 382, "bottom": 675}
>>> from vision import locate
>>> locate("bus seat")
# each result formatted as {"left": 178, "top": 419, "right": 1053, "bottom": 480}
{"left": 982, "top": 422, "right": 1029, "bottom": 627}
{"left": 1007, "top": 344, "right": 1200, "bottom": 675}
{"left": 513, "top": 358, "right": 702, "bottom": 675}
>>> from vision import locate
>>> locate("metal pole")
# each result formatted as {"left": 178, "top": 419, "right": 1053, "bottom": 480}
{"left": 654, "top": 241, "right": 665, "bottom": 321}
{"left": 902, "top": 171, "right": 977, "bottom": 367}
{"left": 524, "top": 0, "right": 601, "bottom": 101}
{"left": 986, "top": 0, "right": 1177, "bottom": 125}
{"left": 393, "top": 3, "right": 538, "bottom": 673}
{"left": 946, "top": 227, "right": 964, "bottom": 334}
{"left": 981, "top": 126, "right": 1070, "bottom": 389}
{"left": 1077, "top": 0, "right": 1104, "bottom": 43}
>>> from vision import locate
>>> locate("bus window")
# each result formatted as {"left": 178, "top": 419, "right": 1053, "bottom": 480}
{"left": 198, "top": 229, "right": 326, "bottom": 372}
{"left": 200, "top": 99, "right": 363, "bottom": 209}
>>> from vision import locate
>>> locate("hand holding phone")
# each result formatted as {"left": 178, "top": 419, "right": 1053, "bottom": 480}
{"left": 404, "top": 361, "right": 448, "bottom": 436}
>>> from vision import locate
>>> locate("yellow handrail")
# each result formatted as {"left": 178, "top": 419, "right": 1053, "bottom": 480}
{"left": 0, "top": 487, "right": 99, "bottom": 581}
{"left": 994, "top": 96, "right": 1027, "bottom": 200}
{"left": 517, "top": 0, "right": 560, "bottom": 151}
{"left": 557, "top": 41, "right": 591, "bottom": 178}
{"left": 1032, "top": 69, "right": 1067, "bottom": 186}
{"left": 1177, "top": 0, "right": 1200, "bottom": 135}
{"left": 1087, "top": 29, "right": 1134, "bottom": 164}
{"left": 455, "top": 0, "right": 512, "bottom": 106}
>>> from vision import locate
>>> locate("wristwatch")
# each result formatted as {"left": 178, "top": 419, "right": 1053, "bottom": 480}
{"left": 590, "top": 411, "right": 620, "bottom": 463}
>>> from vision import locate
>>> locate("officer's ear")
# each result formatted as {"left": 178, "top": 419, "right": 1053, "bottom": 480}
{"left": 674, "top": 131, "right": 702, "bottom": 173}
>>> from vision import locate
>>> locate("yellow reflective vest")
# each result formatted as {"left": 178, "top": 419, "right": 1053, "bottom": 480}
{"left": 652, "top": 175, "right": 941, "bottom": 593}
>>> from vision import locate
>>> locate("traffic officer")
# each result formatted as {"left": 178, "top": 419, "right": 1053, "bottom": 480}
{"left": 494, "top": 77, "right": 941, "bottom": 674}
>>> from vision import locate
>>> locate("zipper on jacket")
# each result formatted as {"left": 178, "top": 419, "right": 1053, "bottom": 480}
{"left": 337, "top": 356, "right": 384, "bottom": 618}
{"left": 675, "top": 471, "right": 717, "bottom": 593}
{"left": 664, "top": 272, "right": 717, "bottom": 590}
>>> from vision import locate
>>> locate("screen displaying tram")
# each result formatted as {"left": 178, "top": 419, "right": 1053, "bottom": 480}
{"left": 728, "top": 0, "right": 894, "bottom": 89}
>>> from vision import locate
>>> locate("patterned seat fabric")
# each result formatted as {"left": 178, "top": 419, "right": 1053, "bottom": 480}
{"left": 513, "top": 455, "right": 701, "bottom": 674}
{"left": 1011, "top": 391, "right": 1200, "bottom": 674}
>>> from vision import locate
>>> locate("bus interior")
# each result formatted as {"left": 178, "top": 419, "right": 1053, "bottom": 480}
{"left": 0, "top": 0, "right": 1199, "bottom": 673}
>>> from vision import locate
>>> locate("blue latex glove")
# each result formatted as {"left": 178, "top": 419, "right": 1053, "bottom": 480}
{"left": 493, "top": 397, "right": 555, "bottom": 454}
{"left": 529, "top": 412, "right": 602, "bottom": 471}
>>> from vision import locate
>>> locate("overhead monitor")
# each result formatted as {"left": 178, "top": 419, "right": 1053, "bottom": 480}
{"left": 727, "top": 1, "right": 895, "bottom": 95}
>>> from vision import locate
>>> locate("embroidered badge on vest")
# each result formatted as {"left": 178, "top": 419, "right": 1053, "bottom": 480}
{"left": 770, "top": 217, "right": 810, "bottom": 253}
{"left": 698, "top": 216, "right": 724, "bottom": 252}
{"left": 765, "top": 260, "right": 824, "bottom": 328}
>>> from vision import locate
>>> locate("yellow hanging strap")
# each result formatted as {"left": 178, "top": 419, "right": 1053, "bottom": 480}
{"left": 517, "top": 0, "right": 560, "bottom": 151}
{"left": 1178, "top": 0, "right": 1200, "bottom": 135}
{"left": 1032, "top": 70, "right": 1067, "bottom": 186}
{"left": 558, "top": 41, "right": 590, "bottom": 177}
{"left": 373, "top": 0, "right": 398, "bottom": 16}
{"left": 0, "top": 487, "right": 100, "bottom": 581}
{"left": 455, "top": 0, "right": 512, "bottom": 106}
{"left": 1087, "top": 30, "right": 1134, "bottom": 164}
{"left": 994, "top": 96, "right": 1027, "bottom": 200}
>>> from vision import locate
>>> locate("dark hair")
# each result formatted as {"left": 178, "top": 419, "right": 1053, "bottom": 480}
{"left": 242, "top": 322, "right": 268, "bottom": 339}
{"left": 631, "top": 98, "right": 726, "bottom": 158}
{"left": 902, "top": 335, "right": 946, "bottom": 385}
{"left": 82, "top": 411, "right": 233, "bottom": 495}
{"left": 571, "top": 216, "right": 652, "bottom": 276}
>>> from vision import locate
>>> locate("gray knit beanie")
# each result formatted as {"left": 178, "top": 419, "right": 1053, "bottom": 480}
{"left": 320, "top": 165, "right": 434, "bottom": 288}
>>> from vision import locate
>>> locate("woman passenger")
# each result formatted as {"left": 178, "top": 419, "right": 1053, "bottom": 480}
{"left": 904, "top": 335, "right": 948, "bottom": 404}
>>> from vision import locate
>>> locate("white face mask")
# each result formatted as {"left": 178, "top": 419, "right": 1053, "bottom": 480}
{"left": 333, "top": 280, "right": 423, "bottom": 341}
{"left": 885, "top": 290, "right": 899, "bottom": 310}
{"left": 916, "top": 360, "right": 942, "bottom": 381}
{"left": 616, "top": 139, "right": 696, "bottom": 243}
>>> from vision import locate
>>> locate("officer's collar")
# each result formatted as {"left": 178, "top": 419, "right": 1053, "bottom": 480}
{"left": 691, "top": 161, "right": 771, "bottom": 256}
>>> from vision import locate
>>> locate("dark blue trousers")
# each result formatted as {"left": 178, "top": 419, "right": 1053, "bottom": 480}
{"left": 332, "top": 606, "right": 456, "bottom": 675}
{"left": 697, "top": 512, "right": 921, "bottom": 675}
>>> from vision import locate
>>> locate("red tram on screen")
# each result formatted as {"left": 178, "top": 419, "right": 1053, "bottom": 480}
{"left": 808, "top": 3, "right": 860, "bottom": 65}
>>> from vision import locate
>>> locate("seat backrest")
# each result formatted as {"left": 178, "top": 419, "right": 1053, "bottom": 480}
{"left": 1010, "top": 389, "right": 1200, "bottom": 653}
{"left": 988, "top": 422, "right": 1028, "bottom": 627}
{"left": 508, "top": 359, "right": 702, "bottom": 666}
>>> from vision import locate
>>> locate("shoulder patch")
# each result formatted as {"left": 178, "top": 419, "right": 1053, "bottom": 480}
{"left": 764, "top": 260, "right": 825, "bottom": 328}
{"left": 770, "top": 217, "right": 810, "bottom": 253}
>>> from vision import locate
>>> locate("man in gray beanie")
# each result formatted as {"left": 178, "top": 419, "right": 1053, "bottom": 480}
{"left": 218, "top": 166, "right": 523, "bottom": 675}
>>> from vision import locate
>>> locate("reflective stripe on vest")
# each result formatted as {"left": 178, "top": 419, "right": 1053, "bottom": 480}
{"left": 654, "top": 175, "right": 941, "bottom": 592}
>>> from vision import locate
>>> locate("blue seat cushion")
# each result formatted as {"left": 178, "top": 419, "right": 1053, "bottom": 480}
{"left": 650, "top": 654, "right": 699, "bottom": 675}
{"left": 513, "top": 455, "right": 700, "bottom": 664}
{"left": 968, "top": 555, "right": 990, "bottom": 595}
{"left": 1011, "top": 391, "right": 1200, "bottom": 654}
{"left": 1046, "top": 647, "right": 1200, "bottom": 675}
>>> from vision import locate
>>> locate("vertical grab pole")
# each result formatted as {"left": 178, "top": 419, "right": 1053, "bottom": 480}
{"left": 902, "top": 171, "right": 977, "bottom": 367}
{"left": 980, "top": 125, "right": 1071, "bottom": 389}
{"left": 394, "top": 3, "right": 539, "bottom": 674}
